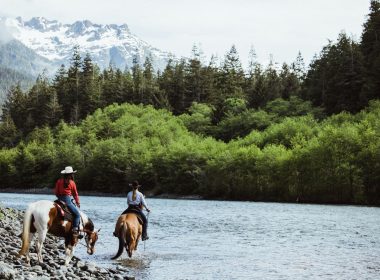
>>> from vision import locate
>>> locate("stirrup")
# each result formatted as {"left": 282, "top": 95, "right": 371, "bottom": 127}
{"left": 142, "top": 236, "right": 149, "bottom": 241}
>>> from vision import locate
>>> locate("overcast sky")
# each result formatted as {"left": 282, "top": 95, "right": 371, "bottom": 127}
{"left": 0, "top": 0, "right": 371, "bottom": 67}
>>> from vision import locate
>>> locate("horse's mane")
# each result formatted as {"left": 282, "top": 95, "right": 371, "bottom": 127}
{"left": 86, "top": 218, "right": 94, "bottom": 231}
{"left": 80, "top": 211, "right": 95, "bottom": 231}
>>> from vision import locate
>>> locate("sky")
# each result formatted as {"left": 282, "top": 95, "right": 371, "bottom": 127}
{"left": 0, "top": 0, "right": 371, "bottom": 68}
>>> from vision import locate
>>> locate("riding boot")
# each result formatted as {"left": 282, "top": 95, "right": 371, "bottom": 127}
{"left": 142, "top": 223, "right": 149, "bottom": 241}
{"left": 72, "top": 227, "right": 79, "bottom": 238}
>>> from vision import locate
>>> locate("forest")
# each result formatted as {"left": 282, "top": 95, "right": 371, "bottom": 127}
{"left": 0, "top": 1, "right": 380, "bottom": 204}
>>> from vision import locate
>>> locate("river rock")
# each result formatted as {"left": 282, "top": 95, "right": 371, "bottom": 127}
{"left": 0, "top": 261, "right": 15, "bottom": 279}
{"left": 0, "top": 205, "right": 133, "bottom": 280}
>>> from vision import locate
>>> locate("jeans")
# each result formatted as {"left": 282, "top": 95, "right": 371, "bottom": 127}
{"left": 57, "top": 195, "right": 80, "bottom": 229}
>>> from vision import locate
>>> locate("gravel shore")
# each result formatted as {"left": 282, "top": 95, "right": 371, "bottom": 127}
{"left": 0, "top": 206, "right": 133, "bottom": 280}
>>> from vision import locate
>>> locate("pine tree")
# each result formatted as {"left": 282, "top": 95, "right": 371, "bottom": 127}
{"left": 0, "top": 113, "right": 20, "bottom": 147}
{"left": 27, "top": 73, "right": 55, "bottom": 128}
{"left": 2, "top": 85, "right": 28, "bottom": 133}
{"left": 67, "top": 45, "right": 82, "bottom": 124}
{"left": 185, "top": 45, "right": 204, "bottom": 105}
{"left": 53, "top": 64, "right": 70, "bottom": 121}
{"left": 303, "top": 33, "right": 364, "bottom": 114}
{"left": 131, "top": 55, "right": 144, "bottom": 104}
{"left": 44, "top": 90, "right": 62, "bottom": 127}
{"left": 80, "top": 53, "right": 100, "bottom": 116}
{"left": 279, "top": 63, "right": 300, "bottom": 99}
{"left": 361, "top": 0, "right": 380, "bottom": 104}
{"left": 291, "top": 51, "right": 306, "bottom": 79}
{"left": 219, "top": 45, "right": 246, "bottom": 99}
{"left": 159, "top": 59, "right": 186, "bottom": 114}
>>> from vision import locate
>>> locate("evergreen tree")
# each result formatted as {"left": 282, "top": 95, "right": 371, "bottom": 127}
{"left": 131, "top": 55, "right": 144, "bottom": 104}
{"left": 0, "top": 113, "right": 21, "bottom": 147}
{"left": 279, "top": 63, "right": 300, "bottom": 99}
{"left": 262, "top": 57, "right": 281, "bottom": 102}
{"left": 219, "top": 45, "right": 245, "bottom": 99}
{"left": 303, "top": 33, "right": 364, "bottom": 114}
{"left": 361, "top": 0, "right": 380, "bottom": 104}
{"left": 1, "top": 85, "right": 28, "bottom": 133}
{"left": 67, "top": 46, "right": 82, "bottom": 124}
{"left": 53, "top": 64, "right": 69, "bottom": 121}
{"left": 80, "top": 53, "right": 100, "bottom": 117}
{"left": 245, "top": 48, "right": 266, "bottom": 108}
{"left": 202, "top": 55, "right": 220, "bottom": 107}
{"left": 291, "top": 51, "right": 306, "bottom": 80}
{"left": 159, "top": 59, "right": 187, "bottom": 114}
{"left": 44, "top": 90, "right": 62, "bottom": 127}
{"left": 185, "top": 45, "right": 204, "bottom": 105}
{"left": 27, "top": 73, "right": 56, "bottom": 128}
{"left": 141, "top": 56, "right": 166, "bottom": 107}
{"left": 121, "top": 69, "right": 135, "bottom": 104}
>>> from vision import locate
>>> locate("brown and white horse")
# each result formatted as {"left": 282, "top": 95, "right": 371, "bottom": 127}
{"left": 111, "top": 213, "right": 142, "bottom": 259}
{"left": 18, "top": 200, "right": 99, "bottom": 265}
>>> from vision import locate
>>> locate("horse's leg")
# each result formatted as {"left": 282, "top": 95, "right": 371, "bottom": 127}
{"left": 64, "top": 245, "right": 75, "bottom": 266}
{"left": 135, "top": 225, "right": 142, "bottom": 250}
{"left": 64, "top": 235, "right": 76, "bottom": 266}
{"left": 36, "top": 229, "right": 47, "bottom": 263}
{"left": 135, "top": 234, "right": 140, "bottom": 250}
{"left": 128, "top": 235, "right": 135, "bottom": 257}
{"left": 25, "top": 232, "right": 34, "bottom": 265}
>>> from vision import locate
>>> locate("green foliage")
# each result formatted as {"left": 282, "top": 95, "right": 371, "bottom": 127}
{"left": 0, "top": 148, "right": 17, "bottom": 187}
{"left": 215, "top": 109, "right": 273, "bottom": 141}
{"left": 260, "top": 116, "right": 319, "bottom": 148}
{"left": 0, "top": 101, "right": 378, "bottom": 205}
{"left": 179, "top": 102, "right": 214, "bottom": 136}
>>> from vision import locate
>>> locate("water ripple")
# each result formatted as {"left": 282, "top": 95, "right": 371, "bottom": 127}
{"left": 1, "top": 194, "right": 380, "bottom": 279}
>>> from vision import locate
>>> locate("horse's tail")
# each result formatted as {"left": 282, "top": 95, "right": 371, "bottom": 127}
{"left": 111, "top": 221, "right": 127, "bottom": 260}
{"left": 18, "top": 205, "right": 33, "bottom": 257}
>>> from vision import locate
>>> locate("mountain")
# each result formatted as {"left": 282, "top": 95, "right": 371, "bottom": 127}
{"left": 0, "top": 16, "right": 173, "bottom": 73}
{"left": 0, "top": 16, "right": 174, "bottom": 108}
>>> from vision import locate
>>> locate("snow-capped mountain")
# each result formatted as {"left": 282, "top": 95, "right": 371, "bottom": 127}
{"left": 0, "top": 16, "right": 173, "bottom": 74}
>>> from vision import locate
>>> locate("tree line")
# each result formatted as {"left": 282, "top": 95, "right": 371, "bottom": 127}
{"left": 0, "top": 102, "right": 379, "bottom": 204}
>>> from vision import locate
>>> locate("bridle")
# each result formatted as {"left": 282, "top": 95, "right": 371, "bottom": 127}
{"left": 84, "top": 228, "right": 100, "bottom": 254}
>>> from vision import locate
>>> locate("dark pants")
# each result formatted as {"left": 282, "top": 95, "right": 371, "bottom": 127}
{"left": 57, "top": 195, "right": 80, "bottom": 229}
{"left": 122, "top": 206, "right": 148, "bottom": 238}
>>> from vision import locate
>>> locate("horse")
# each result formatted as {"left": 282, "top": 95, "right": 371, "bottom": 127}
{"left": 111, "top": 213, "right": 142, "bottom": 259}
{"left": 18, "top": 200, "right": 99, "bottom": 265}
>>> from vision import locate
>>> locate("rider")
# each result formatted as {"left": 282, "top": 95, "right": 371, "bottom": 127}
{"left": 123, "top": 181, "right": 151, "bottom": 241}
{"left": 54, "top": 166, "right": 81, "bottom": 235}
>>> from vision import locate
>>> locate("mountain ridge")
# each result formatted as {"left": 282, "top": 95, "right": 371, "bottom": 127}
{"left": 0, "top": 16, "right": 174, "bottom": 105}
{"left": 0, "top": 16, "right": 173, "bottom": 73}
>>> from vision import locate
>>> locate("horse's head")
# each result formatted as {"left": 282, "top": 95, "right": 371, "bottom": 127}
{"left": 84, "top": 228, "right": 100, "bottom": 255}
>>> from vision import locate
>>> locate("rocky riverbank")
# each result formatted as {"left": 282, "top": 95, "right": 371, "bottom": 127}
{"left": 0, "top": 206, "right": 133, "bottom": 280}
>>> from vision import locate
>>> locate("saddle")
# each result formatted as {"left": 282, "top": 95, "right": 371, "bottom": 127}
{"left": 122, "top": 208, "right": 144, "bottom": 225}
{"left": 54, "top": 200, "right": 73, "bottom": 221}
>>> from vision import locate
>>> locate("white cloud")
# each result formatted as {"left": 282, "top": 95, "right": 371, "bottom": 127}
{"left": 0, "top": 18, "right": 15, "bottom": 44}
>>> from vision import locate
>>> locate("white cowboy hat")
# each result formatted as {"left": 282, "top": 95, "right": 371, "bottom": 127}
{"left": 61, "top": 166, "right": 77, "bottom": 174}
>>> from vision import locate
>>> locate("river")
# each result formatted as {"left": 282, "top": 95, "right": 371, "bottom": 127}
{"left": 0, "top": 193, "right": 379, "bottom": 279}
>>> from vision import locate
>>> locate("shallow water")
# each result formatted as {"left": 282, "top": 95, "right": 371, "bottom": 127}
{"left": 1, "top": 193, "right": 380, "bottom": 279}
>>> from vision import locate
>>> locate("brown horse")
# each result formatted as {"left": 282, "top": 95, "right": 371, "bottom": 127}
{"left": 18, "top": 200, "right": 99, "bottom": 265}
{"left": 111, "top": 213, "right": 142, "bottom": 259}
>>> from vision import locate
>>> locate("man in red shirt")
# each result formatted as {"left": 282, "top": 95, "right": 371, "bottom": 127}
{"left": 55, "top": 166, "right": 81, "bottom": 234}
